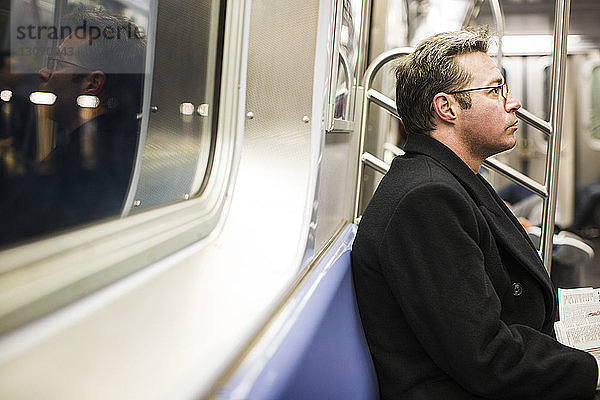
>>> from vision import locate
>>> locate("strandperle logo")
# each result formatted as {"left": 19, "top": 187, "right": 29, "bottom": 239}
{"left": 14, "top": 20, "right": 144, "bottom": 46}
{"left": 10, "top": 18, "right": 146, "bottom": 74}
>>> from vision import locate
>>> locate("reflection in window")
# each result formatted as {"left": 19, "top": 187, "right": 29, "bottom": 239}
{"left": 0, "top": 0, "right": 224, "bottom": 248}
{"left": 591, "top": 66, "right": 600, "bottom": 142}
{"left": 0, "top": 3, "right": 147, "bottom": 248}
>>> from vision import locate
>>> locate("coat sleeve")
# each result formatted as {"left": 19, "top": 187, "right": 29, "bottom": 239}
{"left": 379, "top": 182, "right": 598, "bottom": 399}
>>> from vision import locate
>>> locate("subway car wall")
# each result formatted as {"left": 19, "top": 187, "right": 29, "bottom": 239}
{"left": 0, "top": 0, "right": 600, "bottom": 399}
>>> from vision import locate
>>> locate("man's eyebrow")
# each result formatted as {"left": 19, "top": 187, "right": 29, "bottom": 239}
{"left": 489, "top": 77, "right": 504, "bottom": 85}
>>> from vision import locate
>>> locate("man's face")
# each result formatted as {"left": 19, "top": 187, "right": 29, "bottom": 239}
{"left": 38, "top": 36, "right": 90, "bottom": 128}
{"left": 454, "top": 51, "right": 521, "bottom": 159}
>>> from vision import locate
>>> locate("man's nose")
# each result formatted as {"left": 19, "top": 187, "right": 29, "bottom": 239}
{"left": 505, "top": 94, "right": 521, "bottom": 112}
{"left": 38, "top": 67, "right": 51, "bottom": 82}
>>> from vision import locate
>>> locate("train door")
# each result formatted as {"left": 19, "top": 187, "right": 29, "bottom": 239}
{"left": 577, "top": 54, "right": 600, "bottom": 191}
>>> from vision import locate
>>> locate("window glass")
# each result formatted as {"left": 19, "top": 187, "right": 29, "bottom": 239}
{"left": 130, "top": 0, "right": 224, "bottom": 212}
{"left": 0, "top": 0, "right": 224, "bottom": 248}
{"left": 543, "top": 64, "right": 551, "bottom": 121}
{"left": 591, "top": 66, "right": 600, "bottom": 142}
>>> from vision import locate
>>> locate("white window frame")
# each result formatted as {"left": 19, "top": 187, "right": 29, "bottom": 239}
{"left": 0, "top": 0, "right": 249, "bottom": 335}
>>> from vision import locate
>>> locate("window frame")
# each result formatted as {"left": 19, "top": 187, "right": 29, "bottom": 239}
{"left": 325, "top": 0, "right": 364, "bottom": 134}
{"left": 0, "top": 0, "right": 249, "bottom": 335}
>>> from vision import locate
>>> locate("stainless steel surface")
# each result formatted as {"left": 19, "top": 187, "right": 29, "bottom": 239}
{"left": 462, "top": 0, "right": 485, "bottom": 28}
{"left": 483, "top": 157, "right": 547, "bottom": 197}
{"left": 516, "top": 107, "right": 552, "bottom": 136}
{"left": 367, "top": 88, "right": 400, "bottom": 118}
{"left": 123, "top": 2, "right": 160, "bottom": 217}
{"left": 490, "top": 0, "right": 505, "bottom": 65}
{"left": 384, "top": 142, "right": 404, "bottom": 157}
{"left": 354, "top": 47, "right": 413, "bottom": 221}
{"left": 131, "top": 0, "right": 221, "bottom": 212}
{"left": 541, "top": 0, "right": 571, "bottom": 272}
{"left": 464, "top": 0, "right": 505, "bottom": 65}
{"left": 331, "top": 119, "right": 355, "bottom": 132}
{"left": 355, "top": 0, "right": 373, "bottom": 86}
{"left": 362, "top": 151, "right": 390, "bottom": 175}
{"left": 326, "top": 0, "right": 363, "bottom": 132}
{"left": 314, "top": 1, "right": 367, "bottom": 252}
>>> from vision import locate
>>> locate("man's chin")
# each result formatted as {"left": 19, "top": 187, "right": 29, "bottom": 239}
{"left": 504, "top": 133, "right": 517, "bottom": 150}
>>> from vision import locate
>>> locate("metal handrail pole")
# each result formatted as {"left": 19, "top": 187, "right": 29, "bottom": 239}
{"left": 516, "top": 109, "right": 552, "bottom": 136}
{"left": 355, "top": 0, "right": 373, "bottom": 85}
{"left": 462, "top": 0, "right": 485, "bottom": 28}
{"left": 489, "top": 0, "right": 505, "bottom": 66}
{"left": 540, "top": 0, "right": 571, "bottom": 272}
{"left": 483, "top": 158, "right": 548, "bottom": 198}
{"left": 362, "top": 152, "right": 391, "bottom": 175}
{"left": 367, "top": 89, "right": 400, "bottom": 118}
{"left": 463, "top": 0, "right": 504, "bottom": 66}
{"left": 360, "top": 47, "right": 415, "bottom": 88}
{"left": 353, "top": 48, "right": 413, "bottom": 221}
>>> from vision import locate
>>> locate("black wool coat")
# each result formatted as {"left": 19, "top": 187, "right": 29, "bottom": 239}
{"left": 351, "top": 132, "right": 597, "bottom": 400}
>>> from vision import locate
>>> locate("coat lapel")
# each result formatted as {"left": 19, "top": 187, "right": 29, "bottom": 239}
{"left": 403, "top": 134, "right": 555, "bottom": 304}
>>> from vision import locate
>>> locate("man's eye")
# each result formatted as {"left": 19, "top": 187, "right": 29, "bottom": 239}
{"left": 490, "top": 87, "right": 500, "bottom": 94}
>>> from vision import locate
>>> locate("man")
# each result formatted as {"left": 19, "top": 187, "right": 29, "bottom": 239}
{"left": 351, "top": 28, "right": 599, "bottom": 399}
{"left": 0, "top": 8, "right": 146, "bottom": 246}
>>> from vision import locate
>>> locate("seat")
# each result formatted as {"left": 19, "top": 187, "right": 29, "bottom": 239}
{"left": 218, "top": 223, "right": 379, "bottom": 400}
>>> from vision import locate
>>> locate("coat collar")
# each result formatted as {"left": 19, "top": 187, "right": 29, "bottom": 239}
{"left": 403, "top": 133, "right": 555, "bottom": 306}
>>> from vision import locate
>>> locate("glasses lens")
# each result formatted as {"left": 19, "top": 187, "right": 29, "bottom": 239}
{"left": 46, "top": 58, "right": 56, "bottom": 71}
{"left": 502, "top": 83, "right": 508, "bottom": 100}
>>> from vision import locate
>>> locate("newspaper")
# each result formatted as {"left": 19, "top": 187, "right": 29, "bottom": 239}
{"left": 554, "top": 288, "right": 600, "bottom": 356}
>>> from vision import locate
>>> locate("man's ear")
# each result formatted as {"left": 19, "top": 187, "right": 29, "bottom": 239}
{"left": 432, "top": 92, "right": 457, "bottom": 124}
{"left": 83, "top": 71, "right": 106, "bottom": 94}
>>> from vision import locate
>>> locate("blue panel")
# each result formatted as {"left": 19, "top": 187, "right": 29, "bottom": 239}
{"left": 219, "top": 224, "right": 379, "bottom": 399}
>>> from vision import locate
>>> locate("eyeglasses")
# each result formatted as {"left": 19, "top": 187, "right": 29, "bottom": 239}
{"left": 448, "top": 83, "right": 509, "bottom": 102}
{"left": 45, "top": 56, "right": 93, "bottom": 73}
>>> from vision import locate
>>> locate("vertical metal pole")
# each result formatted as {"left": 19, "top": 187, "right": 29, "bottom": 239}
{"left": 489, "top": 0, "right": 504, "bottom": 67}
{"left": 354, "top": 65, "right": 374, "bottom": 223}
{"left": 355, "top": 0, "right": 372, "bottom": 85}
{"left": 541, "top": 0, "right": 571, "bottom": 273}
{"left": 353, "top": 48, "right": 412, "bottom": 222}
{"left": 353, "top": 0, "right": 372, "bottom": 223}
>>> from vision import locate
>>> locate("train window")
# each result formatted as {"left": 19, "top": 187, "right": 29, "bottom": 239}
{"left": 0, "top": 0, "right": 240, "bottom": 333}
{"left": 128, "top": 0, "right": 224, "bottom": 212}
{"left": 0, "top": 1, "right": 150, "bottom": 247}
{"left": 0, "top": 0, "right": 224, "bottom": 248}
{"left": 591, "top": 66, "right": 600, "bottom": 142}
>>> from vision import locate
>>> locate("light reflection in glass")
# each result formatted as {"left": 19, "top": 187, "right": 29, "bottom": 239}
{"left": 29, "top": 91, "right": 57, "bottom": 105}
{"left": 77, "top": 95, "right": 100, "bottom": 108}
{"left": 0, "top": 90, "right": 12, "bottom": 102}
{"left": 197, "top": 103, "right": 209, "bottom": 117}
{"left": 180, "top": 102, "right": 195, "bottom": 115}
